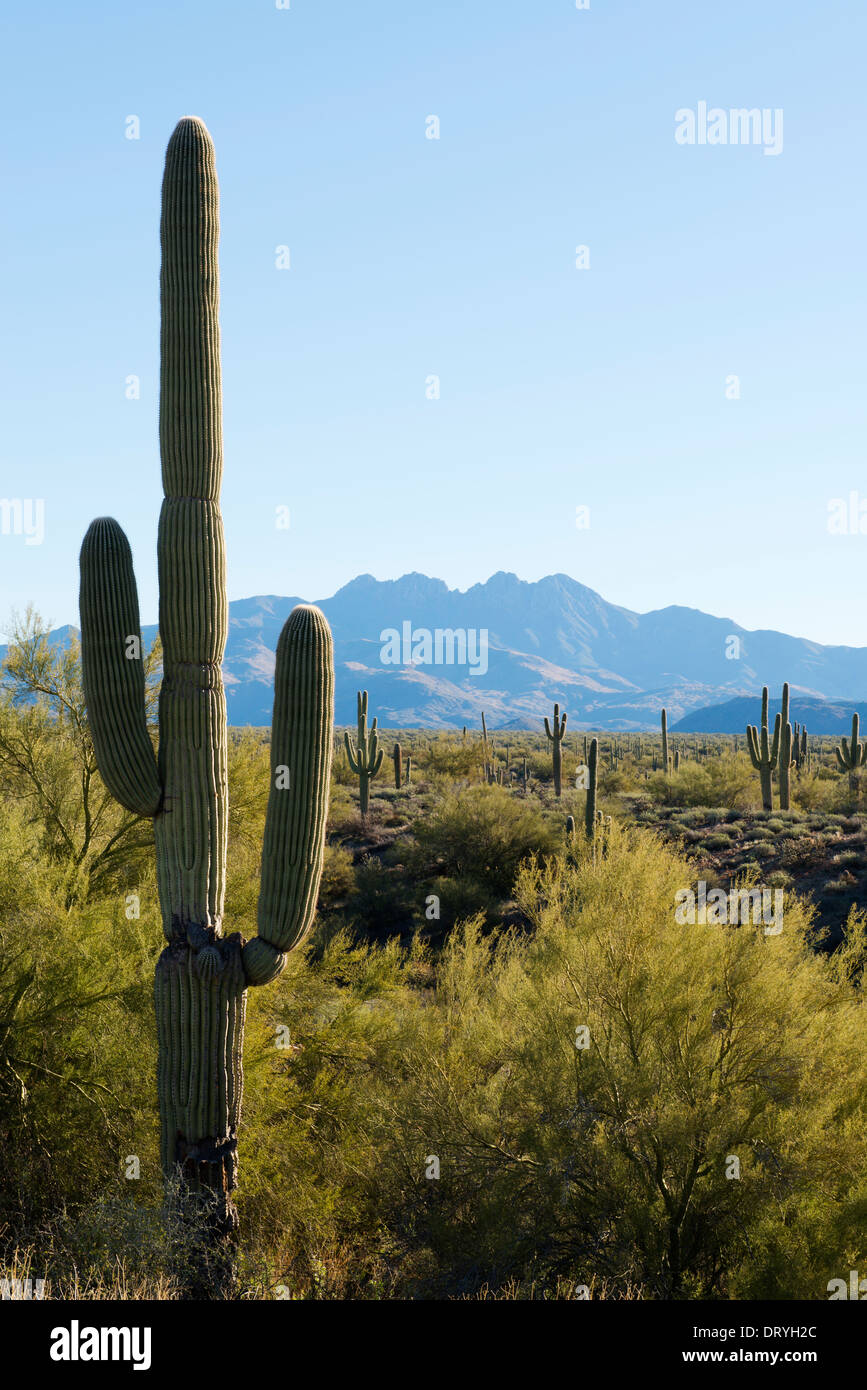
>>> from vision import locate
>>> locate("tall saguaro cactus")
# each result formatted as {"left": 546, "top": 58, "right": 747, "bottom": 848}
{"left": 393, "top": 741, "right": 403, "bottom": 790}
{"left": 746, "top": 686, "right": 781, "bottom": 812}
{"left": 836, "top": 713, "right": 866, "bottom": 792}
{"left": 544, "top": 702, "right": 567, "bottom": 797}
{"left": 661, "top": 708, "right": 670, "bottom": 774}
{"left": 79, "top": 118, "right": 334, "bottom": 1239}
{"left": 344, "top": 690, "right": 383, "bottom": 816}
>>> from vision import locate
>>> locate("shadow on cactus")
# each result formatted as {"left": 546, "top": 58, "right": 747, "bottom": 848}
{"left": 78, "top": 117, "right": 334, "bottom": 1264}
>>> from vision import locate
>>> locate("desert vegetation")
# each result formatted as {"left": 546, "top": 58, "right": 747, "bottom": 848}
{"left": 2, "top": 622, "right": 867, "bottom": 1301}
{"left": 2, "top": 117, "right": 865, "bottom": 1307}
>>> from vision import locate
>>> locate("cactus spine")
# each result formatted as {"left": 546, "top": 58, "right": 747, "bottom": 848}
{"left": 746, "top": 686, "right": 781, "bottom": 812}
{"left": 835, "top": 713, "right": 866, "bottom": 792}
{"left": 344, "top": 690, "right": 383, "bottom": 816}
{"left": 584, "top": 736, "right": 598, "bottom": 840}
{"left": 544, "top": 702, "right": 567, "bottom": 798}
{"left": 79, "top": 119, "right": 334, "bottom": 1240}
{"left": 393, "top": 741, "right": 403, "bottom": 790}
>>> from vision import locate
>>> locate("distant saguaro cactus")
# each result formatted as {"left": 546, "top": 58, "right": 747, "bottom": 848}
{"left": 544, "top": 702, "right": 567, "bottom": 797}
{"left": 746, "top": 687, "right": 781, "bottom": 812}
{"left": 393, "top": 741, "right": 403, "bottom": 789}
{"left": 344, "top": 690, "right": 383, "bottom": 816}
{"left": 836, "top": 713, "right": 866, "bottom": 792}
{"left": 778, "top": 683, "right": 795, "bottom": 811}
{"left": 79, "top": 118, "right": 334, "bottom": 1244}
{"left": 661, "top": 708, "right": 670, "bottom": 774}
{"left": 584, "top": 736, "right": 598, "bottom": 840}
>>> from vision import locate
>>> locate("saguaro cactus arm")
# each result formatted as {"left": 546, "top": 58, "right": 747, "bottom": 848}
{"left": 79, "top": 518, "right": 162, "bottom": 816}
{"left": 836, "top": 714, "right": 866, "bottom": 771}
{"left": 544, "top": 702, "right": 567, "bottom": 742}
{"left": 244, "top": 605, "right": 334, "bottom": 987}
{"left": 344, "top": 730, "right": 361, "bottom": 773}
{"left": 368, "top": 734, "right": 384, "bottom": 776}
{"left": 746, "top": 713, "right": 781, "bottom": 769}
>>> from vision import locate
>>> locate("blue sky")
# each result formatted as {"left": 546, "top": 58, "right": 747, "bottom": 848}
{"left": 0, "top": 0, "right": 865, "bottom": 644}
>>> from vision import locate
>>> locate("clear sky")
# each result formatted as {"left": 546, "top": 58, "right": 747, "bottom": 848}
{"left": 1, "top": 0, "right": 864, "bottom": 645}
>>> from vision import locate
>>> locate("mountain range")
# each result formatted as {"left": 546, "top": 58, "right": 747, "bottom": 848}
{"left": 6, "top": 572, "right": 867, "bottom": 730}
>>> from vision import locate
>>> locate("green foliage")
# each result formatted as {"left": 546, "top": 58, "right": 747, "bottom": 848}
{"left": 3, "top": 646, "right": 867, "bottom": 1301}
{"left": 409, "top": 784, "right": 560, "bottom": 901}
{"left": 0, "top": 609, "right": 158, "bottom": 905}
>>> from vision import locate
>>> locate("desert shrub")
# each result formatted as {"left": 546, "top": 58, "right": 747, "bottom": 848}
{"left": 825, "top": 876, "right": 857, "bottom": 894}
{"left": 423, "top": 874, "right": 494, "bottom": 931}
{"left": 794, "top": 773, "right": 844, "bottom": 812}
{"left": 741, "top": 842, "right": 776, "bottom": 861}
{"left": 319, "top": 844, "right": 356, "bottom": 905}
{"left": 346, "top": 855, "right": 416, "bottom": 935}
{"left": 421, "top": 738, "right": 479, "bottom": 780}
{"left": 0, "top": 804, "right": 161, "bottom": 1237}
{"left": 389, "top": 830, "right": 867, "bottom": 1299}
{"left": 703, "top": 834, "right": 733, "bottom": 850}
{"left": 832, "top": 849, "right": 866, "bottom": 869}
{"left": 409, "top": 785, "right": 559, "bottom": 900}
{"left": 646, "top": 758, "right": 755, "bottom": 810}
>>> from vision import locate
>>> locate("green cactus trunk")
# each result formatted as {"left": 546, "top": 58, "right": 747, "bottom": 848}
{"left": 778, "top": 683, "right": 793, "bottom": 811}
{"left": 746, "top": 687, "right": 780, "bottom": 813}
{"left": 661, "top": 708, "right": 669, "bottom": 774}
{"left": 79, "top": 119, "right": 334, "bottom": 1254}
{"left": 544, "top": 702, "right": 567, "bottom": 797}
{"left": 584, "top": 737, "right": 598, "bottom": 840}
{"left": 393, "top": 741, "right": 402, "bottom": 789}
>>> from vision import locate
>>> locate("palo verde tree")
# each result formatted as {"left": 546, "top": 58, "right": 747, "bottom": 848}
{"left": 0, "top": 609, "right": 160, "bottom": 906}
{"left": 78, "top": 117, "right": 334, "bottom": 1246}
